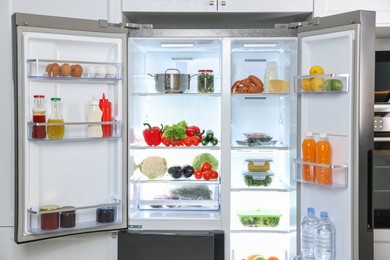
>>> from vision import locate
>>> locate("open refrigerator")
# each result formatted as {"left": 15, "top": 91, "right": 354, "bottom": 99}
{"left": 13, "top": 11, "right": 375, "bottom": 260}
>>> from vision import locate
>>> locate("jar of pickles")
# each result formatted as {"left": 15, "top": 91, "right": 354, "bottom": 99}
{"left": 197, "top": 69, "right": 214, "bottom": 93}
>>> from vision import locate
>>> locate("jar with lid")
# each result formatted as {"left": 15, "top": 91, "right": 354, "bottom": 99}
{"left": 264, "top": 61, "right": 278, "bottom": 92}
{"left": 47, "top": 97, "right": 65, "bottom": 139}
{"left": 40, "top": 204, "right": 60, "bottom": 230}
{"left": 60, "top": 206, "right": 76, "bottom": 228}
{"left": 32, "top": 95, "right": 46, "bottom": 139}
{"left": 197, "top": 69, "right": 214, "bottom": 93}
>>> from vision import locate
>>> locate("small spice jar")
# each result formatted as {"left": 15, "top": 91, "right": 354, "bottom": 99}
{"left": 96, "top": 207, "right": 115, "bottom": 223}
{"left": 40, "top": 204, "right": 60, "bottom": 230}
{"left": 197, "top": 69, "right": 214, "bottom": 93}
{"left": 60, "top": 206, "right": 76, "bottom": 228}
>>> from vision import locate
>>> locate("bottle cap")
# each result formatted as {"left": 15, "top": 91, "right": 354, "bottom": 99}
{"left": 319, "top": 133, "right": 328, "bottom": 139}
{"left": 320, "top": 211, "right": 328, "bottom": 218}
{"left": 34, "top": 95, "right": 45, "bottom": 98}
{"left": 51, "top": 97, "right": 61, "bottom": 101}
{"left": 306, "top": 132, "right": 313, "bottom": 137}
{"left": 307, "top": 207, "right": 315, "bottom": 214}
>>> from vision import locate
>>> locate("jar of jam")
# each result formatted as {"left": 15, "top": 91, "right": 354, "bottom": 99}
{"left": 40, "top": 204, "right": 60, "bottom": 230}
{"left": 60, "top": 206, "right": 76, "bottom": 228}
{"left": 197, "top": 69, "right": 214, "bottom": 93}
{"left": 96, "top": 207, "right": 115, "bottom": 223}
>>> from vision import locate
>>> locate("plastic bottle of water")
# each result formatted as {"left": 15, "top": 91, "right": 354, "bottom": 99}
{"left": 301, "top": 207, "right": 319, "bottom": 260}
{"left": 314, "top": 211, "right": 336, "bottom": 260}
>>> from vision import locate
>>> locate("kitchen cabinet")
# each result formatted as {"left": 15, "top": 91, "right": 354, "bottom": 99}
{"left": 122, "top": 0, "right": 313, "bottom": 13}
{"left": 313, "top": 0, "right": 390, "bottom": 26}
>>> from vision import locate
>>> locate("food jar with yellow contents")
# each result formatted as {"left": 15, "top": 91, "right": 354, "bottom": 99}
{"left": 47, "top": 97, "right": 65, "bottom": 139}
{"left": 245, "top": 158, "right": 272, "bottom": 172}
{"left": 40, "top": 204, "right": 60, "bottom": 230}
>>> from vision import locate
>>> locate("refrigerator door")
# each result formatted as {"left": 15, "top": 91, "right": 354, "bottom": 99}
{"left": 13, "top": 13, "right": 128, "bottom": 243}
{"left": 296, "top": 11, "right": 375, "bottom": 259}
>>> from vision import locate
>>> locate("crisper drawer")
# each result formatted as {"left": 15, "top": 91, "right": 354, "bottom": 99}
{"left": 136, "top": 180, "right": 220, "bottom": 211}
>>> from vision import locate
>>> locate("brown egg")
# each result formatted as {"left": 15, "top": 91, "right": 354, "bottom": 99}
{"left": 59, "top": 63, "right": 71, "bottom": 76}
{"left": 46, "top": 64, "right": 52, "bottom": 76}
{"left": 50, "top": 63, "right": 60, "bottom": 77}
{"left": 70, "top": 64, "right": 83, "bottom": 77}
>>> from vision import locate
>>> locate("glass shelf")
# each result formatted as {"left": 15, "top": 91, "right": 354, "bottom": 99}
{"left": 293, "top": 159, "right": 348, "bottom": 189}
{"left": 27, "top": 59, "right": 122, "bottom": 81}
{"left": 294, "top": 74, "right": 349, "bottom": 93}
{"left": 27, "top": 120, "right": 122, "bottom": 141}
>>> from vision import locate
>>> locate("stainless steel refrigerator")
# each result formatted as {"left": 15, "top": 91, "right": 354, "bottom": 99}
{"left": 12, "top": 10, "right": 375, "bottom": 260}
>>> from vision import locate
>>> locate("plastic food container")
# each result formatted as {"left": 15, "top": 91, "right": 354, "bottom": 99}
{"left": 237, "top": 210, "right": 282, "bottom": 227}
{"left": 197, "top": 69, "right": 214, "bottom": 93}
{"left": 245, "top": 158, "right": 272, "bottom": 172}
{"left": 40, "top": 204, "right": 60, "bottom": 230}
{"left": 60, "top": 206, "right": 76, "bottom": 228}
{"left": 242, "top": 171, "right": 274, "bottom": 186}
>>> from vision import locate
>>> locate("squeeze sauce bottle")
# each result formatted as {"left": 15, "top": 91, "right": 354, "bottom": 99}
{"left": 315, "top": 133, "right": 332, "bottom": 185}
{"left": 99, "top": 93, "right": 112, "bottom": 137}
{"left": 302, "top": 132, "right": 316, "bottom": 182}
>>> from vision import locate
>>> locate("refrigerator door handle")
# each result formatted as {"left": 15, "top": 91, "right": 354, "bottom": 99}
{"left": 367, "top": 149, "right": 373, "bottom": 231}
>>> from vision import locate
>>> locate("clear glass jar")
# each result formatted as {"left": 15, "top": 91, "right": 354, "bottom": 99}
{"left": 47, "top": 97, "right": 65, "bottom": 139}
{"left": 197, "top": 69, "right": 214, "bottom": 93}
{"left": 32, "top": 95, "right": 46, "bottom": 139}
{"left": 40, "top": 204, "right": 60, "bottom": 230}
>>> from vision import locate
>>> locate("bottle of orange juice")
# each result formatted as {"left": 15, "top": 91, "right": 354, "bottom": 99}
{"left": 315, "top": 133, "right": 332, "bottom": 185}
{"left": 302, "top": 132, "right": 316, "bottom": 182}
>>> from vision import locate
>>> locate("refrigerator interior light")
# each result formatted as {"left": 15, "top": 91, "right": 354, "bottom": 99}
{"left": 243, "top": 43, "right": 277, "bottom": 48}
{"left": 160, "top": 43, "right": 195, "bottom": 48}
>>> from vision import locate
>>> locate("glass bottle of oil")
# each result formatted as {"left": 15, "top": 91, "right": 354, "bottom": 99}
{"left": 47, "top": 97, "right": 65, "bottom": 139}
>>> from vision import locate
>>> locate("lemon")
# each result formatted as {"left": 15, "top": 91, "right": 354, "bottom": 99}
{"left": 309, "top": 65, "right": 324, "bottom": 75}
{"left": 300, "top": 78, "right": 312, "bottom": 92}
{"left": 311, "top": 77, "right": 325, "bottom": 91}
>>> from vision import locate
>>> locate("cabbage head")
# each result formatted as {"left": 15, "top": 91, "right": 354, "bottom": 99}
{"left": 139, "top": 156, "right": 167, "bottom": 179}
{"left": 192, "top": 153, "right": 219, "bottom": 170}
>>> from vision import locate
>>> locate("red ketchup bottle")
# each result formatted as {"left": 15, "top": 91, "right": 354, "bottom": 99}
{"left": 32, "top": 95, "right": 46, "bottom": 139}
{"left": 99, "top": 93, "right": 112, "bottom": 137}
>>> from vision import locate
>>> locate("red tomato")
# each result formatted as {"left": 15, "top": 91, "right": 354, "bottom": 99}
{"left": 172, "top": 140, "right": 181, "bottom": 146}
{"left": 201, "top": 162, "right": 212, "bottom": 172}
{"left": 191, "top": 136, "right": 200, "bottom": 146}
{"left": 183, "top": 137, "right": 193, "bottom": 146}
{"left": 210, "top": 170, "right": 219, "bottom": 179}
{"left": 162, "top": 137, "right": 171, "bottom": 147}
{"left": 202, "top": 170, "right": 211, "bottom": 180}
{"left": 194, "top": 170, "right": 203, "bottom": 179}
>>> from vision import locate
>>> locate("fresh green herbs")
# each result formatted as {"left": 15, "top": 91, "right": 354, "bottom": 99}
{"left": 162, "top": 120, "right": 188, "bottom": 140}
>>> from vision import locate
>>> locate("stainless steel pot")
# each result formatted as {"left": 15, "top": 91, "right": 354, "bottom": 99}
{"left": 148, "top": 69, "right": 196, "bottom": 93}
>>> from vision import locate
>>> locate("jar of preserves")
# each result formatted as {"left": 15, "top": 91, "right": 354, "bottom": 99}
{"left": 47, "top": 97, "right": 65, "bottom": 139}
{"left": 32, "top": 95, "right": 46, "bottom": 139}
{"left": 197, "top": 69, "right": 214, "bottom": 93}
{"left": 96, "top": 207, "right": 115, "bottom": 223}
{"left": 40, "top": 204, "right": 60, "bottom": 230}
{"left": 60, "top": 206, "right": 76, "bottom": 228}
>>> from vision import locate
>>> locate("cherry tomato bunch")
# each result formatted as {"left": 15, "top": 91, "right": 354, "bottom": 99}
{"left": 161, "top": 135, "right": 201, "bottom": 147}
{"left": 193, "top": 162, "right": 219, "bottom": 180}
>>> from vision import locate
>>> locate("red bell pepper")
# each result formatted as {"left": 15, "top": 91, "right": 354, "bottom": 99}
{"left": 143, "top": 123, "right": 162, "bottom": 146}
{"left": 186, "top": 126, "right": 204, "bottom": 137}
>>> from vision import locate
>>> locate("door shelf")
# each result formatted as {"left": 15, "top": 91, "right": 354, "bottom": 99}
{"left": 27, "top": 120, "right": 122, "bottom": 141}
{"left": 27, "top": 202, "right": 122, "bottom": 234}
{"left": 294, "top": 74, "right": 350, "bottom": 93}
{"left": 293, "top": 159, "right": 348, "bottom": 189}
{"left": 27, "top": 59, "right": 122, "bottom": 81}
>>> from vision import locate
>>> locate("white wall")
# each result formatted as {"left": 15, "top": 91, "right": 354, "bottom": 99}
{"left": 1, "top": 1, "right": 121, "bottom": 259}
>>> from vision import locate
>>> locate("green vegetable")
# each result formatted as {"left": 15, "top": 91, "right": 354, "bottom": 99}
{"left": 237, "top": 210, "right": 281, "bottom": 227}
{"left": 201, "top": 137, "right": 209, "bottom": 146}
{"left": 206, "top": 130, "right": 214, "bottom": 141}
{"left": 192, "top": 153, "right": 219, "bottom": 170}
{"left": 210, "top": 137, "right": 218, "bottom": 146}
{"left": 162, "top": 121, "right": 188, "bottom": 140}
{"left": 244, "top": 175, "right": 272, "bottom": 187}
{"left": 169, "top": 185, "right": 212, "bottom": 200}
{"left": 139, "top": 156, "right": 167, "bottom": 179}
